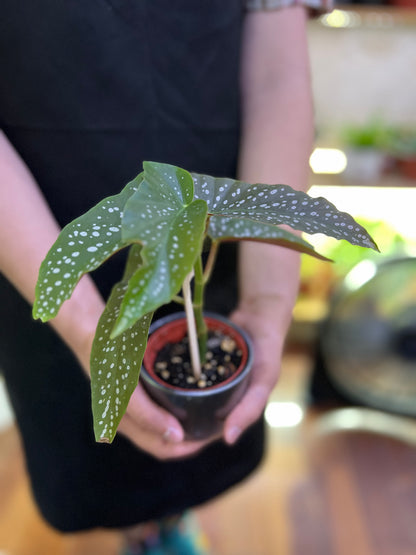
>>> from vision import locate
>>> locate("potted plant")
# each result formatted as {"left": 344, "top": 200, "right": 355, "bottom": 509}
{"left": 32, "top": 161, "right": 378, "bottom": 442}
{"left": 339, "top": 119, "right": 391, "bottom": 183}
{"left": 385, "top": 127, "right": 416, "bottom": 180}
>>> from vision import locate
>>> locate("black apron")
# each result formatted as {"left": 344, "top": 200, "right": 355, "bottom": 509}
{"left": 0, "top": 0, "right": 265, "bottom": 532}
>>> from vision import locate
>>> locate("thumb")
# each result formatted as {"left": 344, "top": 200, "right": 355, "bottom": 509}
{"left": 223, "top": 382, "right": 269, "bottom": 445}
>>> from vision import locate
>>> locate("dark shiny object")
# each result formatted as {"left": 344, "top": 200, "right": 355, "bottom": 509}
{"left": 322, "top": 257, "right": 416, "bottom": 417}
{"left": 141, "top": 312, "right": 254, "bottom": 440}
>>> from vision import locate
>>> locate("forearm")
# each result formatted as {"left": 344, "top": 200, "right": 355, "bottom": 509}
{"left": 237, "top": 7, "right": 314, "bottom": 322}
{"left": 238, "top": 6, "right": 313, "bottom": 186}
{"left": 223, "top": 8, "right": 315, "bottom": 441}
{"left": 0, "top": 130, "right": 103, "bottom": 373}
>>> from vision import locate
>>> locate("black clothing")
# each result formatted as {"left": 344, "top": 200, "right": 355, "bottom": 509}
{"left": 0, "top": 1, "right": 265, "bottom": 532}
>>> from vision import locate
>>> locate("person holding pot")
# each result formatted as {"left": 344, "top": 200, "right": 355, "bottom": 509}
{"left": 0, "top": 0, "right": 331, "bottom": 552}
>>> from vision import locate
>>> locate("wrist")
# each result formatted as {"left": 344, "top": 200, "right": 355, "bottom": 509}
{"left": 237, "top": 293, "right": 295, "bottom": 323}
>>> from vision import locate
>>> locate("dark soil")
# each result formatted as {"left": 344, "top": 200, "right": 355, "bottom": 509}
{"left": 153, "top": 330, "right": 243, "bottom": 389}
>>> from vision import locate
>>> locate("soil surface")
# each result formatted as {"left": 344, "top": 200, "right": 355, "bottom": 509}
{"left": 153, "top": 330, "right": 243, "bottom": 389}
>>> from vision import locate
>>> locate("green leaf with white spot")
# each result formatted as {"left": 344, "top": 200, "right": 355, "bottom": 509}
{"left": 192, "top": 173, "right": 378, "bottom": 251}
{"left": 117, "top": 201, "right": 207, "bottom": 336}
{"left": 113, "top": 164, "right": 207, "bottom": 337}
{"left": 91, "top": 244, "right": 152, "bottom": 444}
{"left": 142, "top": 161, "right": 195, "bottom": 205}
{"left": 208, "top": 216, "right": 330, "bottom": 260}
{"left": 33, "top": 174, "right": 144, "bottom": 322}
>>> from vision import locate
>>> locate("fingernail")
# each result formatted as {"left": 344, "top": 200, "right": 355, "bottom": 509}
{"left": 226, "top": 426, "right": 241, "bottom": 445}
{"left": 163, "top": 427, "right": 182, "bottom": 444}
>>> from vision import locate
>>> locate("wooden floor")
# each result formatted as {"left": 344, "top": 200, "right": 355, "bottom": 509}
{"left": 1, "top": 352, "right": 416, "bottom": 555}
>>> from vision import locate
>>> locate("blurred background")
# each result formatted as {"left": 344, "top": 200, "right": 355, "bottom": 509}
{"left": 1, "top": 2, "right": 416, "bottom": 554}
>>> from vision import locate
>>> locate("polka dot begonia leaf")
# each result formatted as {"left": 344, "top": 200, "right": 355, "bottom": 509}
{"left": 112, "top": 162, "right": 207, "bottom": 337}
{"left": 208, "top": 216, "right": 330, "bottom": 260}
{"left": 142, "top": 161, "right": 194, "bottom": 206}
{"left": 32, "top": 174, "right": 144, "bottom": 322}
{"left": 192, "top": 173, "right": 378, "bottom": 251}
{"left": 90, "top": 245, "right": 152, "bottom": 443}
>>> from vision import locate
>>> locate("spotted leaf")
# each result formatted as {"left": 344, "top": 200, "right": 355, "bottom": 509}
{"left": 91, "top": 245, "right": 153, "bottom": 443}
{"left": 33, "top": 174, "right": 144, "bottom": 322}
{"left": 208, "top": 216, "right": 330, "bottom": 260}
{"left": 192, "top": 173, "right": 378, "bottom": 251}
{"left": 112, "top": 163, "right": 208, "bottom": 337}
{"left": 142, "top": 161, "right": 194, "bottom": 205}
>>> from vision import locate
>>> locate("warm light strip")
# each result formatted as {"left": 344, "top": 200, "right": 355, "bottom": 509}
{"left": 308, "top": 186, "right": 416, "bottom": 242}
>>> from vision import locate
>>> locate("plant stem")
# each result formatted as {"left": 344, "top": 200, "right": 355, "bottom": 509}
{"left": 182, "top": 270, "right": 201, "bottom": 380}
{"left": 203, "top": 241, "right": 219, "bottom": 284}
{"left": 193, "top": 255, "right": 208, "bottom": 362}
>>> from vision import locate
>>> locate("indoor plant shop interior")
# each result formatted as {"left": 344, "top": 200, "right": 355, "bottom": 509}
{"left": 33, "top": 161, "right": 377, "bottom": 443}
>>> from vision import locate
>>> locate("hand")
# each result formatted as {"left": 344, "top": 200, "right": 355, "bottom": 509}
{"left": 70, "top": 296, "right": 213, "bottom": 461}
{"left": 223, "top": 296, "right": 293, "bottom": 445}
{"left": 117, "top": 384, "right": 213, "bottom": 460}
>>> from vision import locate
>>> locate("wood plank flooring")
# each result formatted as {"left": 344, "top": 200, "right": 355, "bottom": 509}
{"left": 1, "top": 353, "right": 416, "bottom": 555}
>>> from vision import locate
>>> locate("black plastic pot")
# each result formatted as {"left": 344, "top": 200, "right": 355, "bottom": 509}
{"left": 140, "top": 312, "right": 253, "bottom": 440}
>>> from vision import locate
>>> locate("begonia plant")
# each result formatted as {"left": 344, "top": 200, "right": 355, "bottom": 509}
{"left": 33, "top": 161, "right": 378, "bottom": 442}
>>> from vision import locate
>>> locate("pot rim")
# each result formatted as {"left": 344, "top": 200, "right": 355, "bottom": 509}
{"left": 141, "top": 311, "right": 253, "bottom": 398}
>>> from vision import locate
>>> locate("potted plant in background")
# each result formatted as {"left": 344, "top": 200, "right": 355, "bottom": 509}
{"left": 339, "top": 118, "right": 391, "bottom": 183}
{"left": 32, "top": 161, "right": 378, "bottom": 442}
{"left": 385, "top": 127, "right": 416, "bottom": 181}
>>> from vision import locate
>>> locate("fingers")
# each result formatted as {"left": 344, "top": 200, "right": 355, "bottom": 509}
{"left": 117, "top": 384, "right": 212, "bottom": 460}
{"left": 223, "top": 363, "right": 278, "bottom": 444}
{"left": 224, "top": 383, "right": 270, "bottom": 444}
{"left": 125, "top": 385, "right": 184, "bottom": 442}
{"left": 224, "top": 310, "right": 286, "bottom": 445}
{"left": 119, "top": 413, "right": 211, "bottom": 460}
